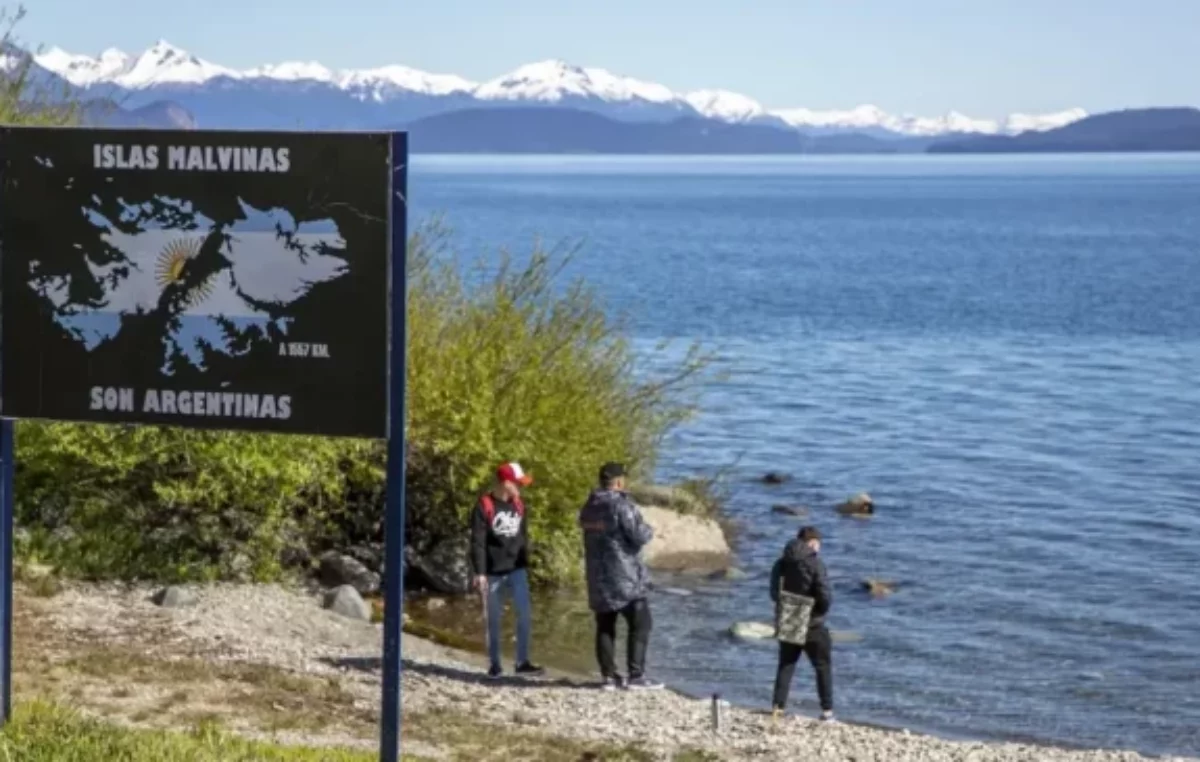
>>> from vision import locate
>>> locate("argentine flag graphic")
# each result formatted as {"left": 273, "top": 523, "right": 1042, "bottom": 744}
{"left": 37, "top": 195, "right": 347, "bottom": 373}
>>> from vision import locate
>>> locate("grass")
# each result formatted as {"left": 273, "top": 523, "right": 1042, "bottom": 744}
{"left": 0, "top": 701, "right": 386, "bottom": 761}
{"left": 625, "top": 482, "right": 721, "bottom": 518}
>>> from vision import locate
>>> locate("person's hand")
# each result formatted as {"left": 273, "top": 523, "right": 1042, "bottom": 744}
{"left": 474, "top": 575, "right": 488, "bottom": 594}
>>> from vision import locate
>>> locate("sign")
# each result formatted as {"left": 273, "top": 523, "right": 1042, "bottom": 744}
{"left": 0, "top": 127, "right": 391, "bottom": 438}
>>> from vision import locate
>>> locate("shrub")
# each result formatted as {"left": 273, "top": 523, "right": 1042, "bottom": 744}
{"left": 400, "top": 222, "right": 709, "bottom": 584}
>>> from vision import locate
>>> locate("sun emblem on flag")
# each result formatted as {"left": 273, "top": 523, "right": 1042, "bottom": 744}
{"left": 155, "top": 237, "right": 215, "bottom": 308}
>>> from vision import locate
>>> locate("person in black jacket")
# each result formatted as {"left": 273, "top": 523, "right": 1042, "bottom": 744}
{"left": 470, "top": 461, "right": 545, "bottom": 679}
{"left": 578, "top": 462, "right": 662, "bottom": 690}
{"left": 769, "top": 525, "right": 834, "bottom": 721}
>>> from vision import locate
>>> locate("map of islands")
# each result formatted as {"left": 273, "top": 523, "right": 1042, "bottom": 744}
{"left": 34, "top": 195, "right": 347, "bottom": 374}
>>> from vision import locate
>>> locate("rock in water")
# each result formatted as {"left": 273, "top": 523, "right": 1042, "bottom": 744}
{"left": 659, "top": 587, "right": 694, "bottom": 597}
{"left": 771, "top": 504, "right": 808, "bottom": 517}
{"left": 318, "top": 551, "right": 381, "bottom": 596}
{"left": 761, "top": 472, "right": 792, "bottom": 485}
{"left": 153, "top": 586, "right": 197, "bottom": 608}
{"left": 729, "top": 621, "right": 776, "bottom": 640}
{"left": 324, "top": 585, "right": 370, "bottom": 621}
{"left": 861, "top": 578, "right": 896, "bottom": 597}
{"left": 836, "top": 492, "right": 875, "bottom": 516}
{"left": 708, "top": 567, "right": 749, "bottom": 581}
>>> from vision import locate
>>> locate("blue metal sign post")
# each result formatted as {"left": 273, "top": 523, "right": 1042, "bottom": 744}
{"left": 379, "top": 132, "right": 410, "bottom": 762}
{"left": 0, "top": 419, "right": 14, "bottom": 725}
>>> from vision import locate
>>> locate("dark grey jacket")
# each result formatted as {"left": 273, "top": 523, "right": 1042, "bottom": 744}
{"left": 769, "top": 539, "right": 833, "bottom": 628}
{"left": 579, "top": 488, "right": 655, "bottom": 613}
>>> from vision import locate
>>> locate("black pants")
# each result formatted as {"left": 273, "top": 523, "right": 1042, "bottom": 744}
{"left": 595, "top": 598, "right": 652, "bottom": 678}
{"left": 772, "top": 624, "right": 833, "bottom": 711}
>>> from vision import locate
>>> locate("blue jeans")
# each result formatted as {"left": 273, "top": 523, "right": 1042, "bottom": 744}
{"left": 486, "top": 568, "right": 532, "bottom": 667}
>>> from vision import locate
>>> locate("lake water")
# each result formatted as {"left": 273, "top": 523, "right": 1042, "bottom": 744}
{"left": 407, "top": 154, "right": 1200, "bottom": 758}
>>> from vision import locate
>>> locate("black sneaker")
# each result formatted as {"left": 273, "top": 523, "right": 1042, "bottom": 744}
{"left": 514, "top": 661, "right": 545, "bottom": 677}
{"left": 599, "top": 674, "right": 625, "bottom": 691}
{"left": 486, "top": 664, "right": 503, "bottom": 679}
{"left": 624, "top": 675, "right": 664, "bottom": 691}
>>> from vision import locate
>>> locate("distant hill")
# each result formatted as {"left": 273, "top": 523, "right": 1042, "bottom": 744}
{"left": 403, "top": 106, "right": 930, "bottom": 154}
{"left": 79, "top": 99, "right": 198, "bottom": 129}
{"left": 929, "top": 108, "right": 1200, "bottom": 153}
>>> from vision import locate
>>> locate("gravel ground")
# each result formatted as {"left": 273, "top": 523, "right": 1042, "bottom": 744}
{"left": 34, "top": 583, "right": 1199, "bottom": 762}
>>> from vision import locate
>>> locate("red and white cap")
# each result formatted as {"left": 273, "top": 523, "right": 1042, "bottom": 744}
{"left": 496, "top": 461, "right": 533, "bottom": 486}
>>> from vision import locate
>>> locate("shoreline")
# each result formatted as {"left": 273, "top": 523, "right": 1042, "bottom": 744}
{"left": 410, "top": 607, "right": 1162, "bottom": 760}
{"left": 15, "top": 579, "right": 1197, "bottom": 762}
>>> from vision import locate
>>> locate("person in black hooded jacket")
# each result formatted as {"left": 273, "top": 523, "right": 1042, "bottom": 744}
{"left": 768, "top": 525, "right": 834, "bottom": 721}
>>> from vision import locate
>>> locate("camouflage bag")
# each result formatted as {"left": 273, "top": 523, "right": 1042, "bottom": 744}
{"left": 775, "top": 587, "right": 814, "bottom": 646}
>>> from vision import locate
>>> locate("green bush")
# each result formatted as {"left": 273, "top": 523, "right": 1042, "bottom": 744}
{"left": 4, "top": 9, "right": 710, "bottom": 587}
{"left": 401, "top": 223, "right": 708, "bottom": 584}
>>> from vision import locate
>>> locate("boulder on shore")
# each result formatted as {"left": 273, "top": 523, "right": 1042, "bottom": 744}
{"left": 406, "top": 536, "right": 472, "bottom": 595}
{"left": 836, "top": 492, "right": 875, "bottom": 516}
{"left": 318, "top": 551, "right": 381, "bottom": 596}
{"left": 324, "top": 585, "right": 371, "bottom": 621}
{"left": 638, "top": 505, "right": 732, "bottom": 575}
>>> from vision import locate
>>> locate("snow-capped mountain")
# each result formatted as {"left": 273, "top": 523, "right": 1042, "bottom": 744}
{"left": 33, "top": 40, "right": 1088, "bottom": 137}
{"left": 684, "top": 90, "right": 770, "bottom": 124}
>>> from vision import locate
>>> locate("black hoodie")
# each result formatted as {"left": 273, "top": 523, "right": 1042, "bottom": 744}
{"left": 769, "top": 539, "right": 833, "bottom": 628}
{"left": 470, "top": 494, "right": 529, "bottom": 576}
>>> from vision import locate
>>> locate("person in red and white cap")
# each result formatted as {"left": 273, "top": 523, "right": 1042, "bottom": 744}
{"left": 470, "top": 461, "right": 545, "bottom": 679}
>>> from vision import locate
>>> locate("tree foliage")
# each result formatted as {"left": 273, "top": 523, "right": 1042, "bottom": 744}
{"left": 0, "top": 6, "right": 76, "bottom": 128}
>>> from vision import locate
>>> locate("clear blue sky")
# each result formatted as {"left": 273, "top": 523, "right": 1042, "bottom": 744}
{"left": 15, "top": 0, "right": 1199, "bottom": 117}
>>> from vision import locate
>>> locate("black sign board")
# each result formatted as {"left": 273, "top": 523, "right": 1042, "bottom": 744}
{"left": 0, "top": 127, "right": 391, "bottom": 438}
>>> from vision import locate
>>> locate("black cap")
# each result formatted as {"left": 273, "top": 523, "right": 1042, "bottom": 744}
{"left": 798, "top": 526, "right": 822, "bottom": 542}
{"left": 599, "top": 462, "right": 627, "bottom": 483}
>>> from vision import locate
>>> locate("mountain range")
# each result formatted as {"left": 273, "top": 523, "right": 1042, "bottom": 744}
{"left": 12, "top": 40, "right": 1200, "bottom": 155}
{"left": 35, "top": 40, "right": 1086, "bottom": 137}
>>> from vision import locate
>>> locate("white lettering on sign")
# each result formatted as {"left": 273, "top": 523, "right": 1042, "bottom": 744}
{"left": 93, "top": 144, "right": 291, "bottom": 173}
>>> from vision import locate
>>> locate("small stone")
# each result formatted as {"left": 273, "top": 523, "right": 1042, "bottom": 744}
{"left": 426, "top": 597, "right": 447, "bottom": 611}
{"left": 729, "top": 621, "right": 776, "bottom": 640}
{"left": 324, "top": 584, "right": 371, "bottom": 621}
{"left": 153, "top": 586, "right": 197, "bottom": 608}
{"left": 835, "top": 492, "right": 874, "bottom": 516}
{"left": 861, "top": 578, "right": 896, "bottom": 597}
{"left": 771, "top": 504, "right": 808, "bottom": 517}
{"left": 659, "top": 587, "right": 694, "bottom": 597}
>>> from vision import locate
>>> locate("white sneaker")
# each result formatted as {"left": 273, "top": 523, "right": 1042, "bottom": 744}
{"left": 599, "top": 674, "right": 625, "bottom": 691}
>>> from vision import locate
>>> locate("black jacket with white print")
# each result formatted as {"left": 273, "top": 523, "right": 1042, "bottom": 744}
{"left": 470, "top": 494, "right": 529, "bottom": 576}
